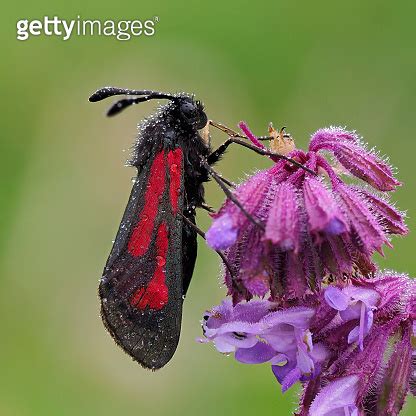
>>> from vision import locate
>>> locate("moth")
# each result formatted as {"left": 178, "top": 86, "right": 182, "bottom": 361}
{"left": 89, "top": 87, "right": 307, "bottom": 369}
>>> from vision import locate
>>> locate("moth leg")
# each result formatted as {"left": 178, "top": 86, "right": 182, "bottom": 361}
{"left": 181, "top": 213, "right": 205, "bottom": 239}
{"left": 180, "top": 214, "right": 236, "bottom": 281}
{"left": 207, "top": 121, "right": 271, "bottom": 165}
{"left": 207, "top": 137, "right": 234, "bottom": 165}
{"left": 209, "top": 120, "right": 271, "bottom": 141}
{"left": 200, "top": 159, "right": 264, "bottom": 230}
{"left": 208, "top": 120, "right": 314, "bottom": 174}
{"left": 199, "top": 202, "right": 216, "bottom": 214}
{"left": 207, "top": 120, "right": 273, "bottom": 164}
{"left": 209, "top": 135, "right": 312, "bottom": 172}
{"left": 201, "top": 152, "right": 235, "bottom": 187}
{"left": 217, "top": 174, "right": 235, "bottom": 188}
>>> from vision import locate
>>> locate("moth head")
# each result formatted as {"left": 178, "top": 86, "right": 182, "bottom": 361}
{"left": 178, "top": 97, "right": 208, "bottom": 130}
{"left": 89, "top": 87, "right": 208, "bottom": 130}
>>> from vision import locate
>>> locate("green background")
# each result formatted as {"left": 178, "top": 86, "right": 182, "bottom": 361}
{"left": 2, "top": 1, "right": 415, "bottom": 415}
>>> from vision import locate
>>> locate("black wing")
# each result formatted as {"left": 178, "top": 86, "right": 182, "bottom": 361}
{"left": 99, "top": 146, "right": 186, "bottom": 369}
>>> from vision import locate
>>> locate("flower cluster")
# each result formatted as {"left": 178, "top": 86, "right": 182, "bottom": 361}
{"left": 200, "top": 123, "right": 415, "bottom": 415}
{"left": 200, "top": 273, "right": 415, "bottom": 415}
{"left": 206, "top": 123, "right": 407, "bottom": 302}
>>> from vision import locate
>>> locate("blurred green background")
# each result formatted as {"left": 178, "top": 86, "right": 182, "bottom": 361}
{"left": 1, "top": 1, "right": 415, "bottom": 415}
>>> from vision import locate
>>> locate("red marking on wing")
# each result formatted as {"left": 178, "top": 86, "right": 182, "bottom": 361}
{"left": 167, "top": 148, "right": 182, "bottom": 214}
{"left": 127, "top": 150, "right": 166, "bottom": 257}
{"left": 130, "top": 222, "right": 169, "bottom": 310}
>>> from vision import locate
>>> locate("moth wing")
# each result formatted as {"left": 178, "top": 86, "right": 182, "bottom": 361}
{"left": 99, "top": 148, "right": 185, "bottom": 369}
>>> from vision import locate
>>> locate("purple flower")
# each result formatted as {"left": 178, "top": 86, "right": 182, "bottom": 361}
{"left": 200, "top": 121, "right": 414, "bottom": 415}
{"left": 303, "top": 176, "right": 347, "bottom": 237}
{"left": 270, "top": 327, "right": 328, "bottom": 392}
{"left": 309, "top": 375, "right": 360, "bottom": 416}
{"left": 376, "top": 326, "right": 414, "bottom": 415}
{"left": 206, "top": 122, "right": 407, "bottom": 301}
{"left": 200, "top": 299, "right": 329, "bottom": 392}
{"left": 309, "top": 127, "right": 400, "bottom": 191}
{"left": 324, "top": 285, "right": 380, "bottom": 350}
{"left": 352, "top": 186, "right": 408, "bottom": 235}
{"left": 264, "top": 182, "right": 301, "bottom": 251}
{"left": 206, "top": 168, "right": 274, "bottom": 251}
{"left": 205, "top": 214, "right": 237, "bottom": 250}
{"left": 199, "top": 298, "right": 271, "bottom": 353}
{"left": 334, "top": 182, "right": 389, "bottom": 256}
{"left": 261, "top": 307, "right": 329, "bottom": 391}
{"left": 200, "top": 273, "right": 416, "bottom": 415}
{"left": 305, "top": 273, "right": 416, "bottom": 415}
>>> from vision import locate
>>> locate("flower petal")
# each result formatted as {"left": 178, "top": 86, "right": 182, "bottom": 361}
{"left": 375, "top": 329, "right": 413, "bottom": 415}
{"left": 335, "top": 184, "right": 387, "bottom": 255}
{"left": 264, "top": 182, "right": 300, "bottom": 251}
{"left": 206, "top": 214, "right": 237, "bottom": 250}
{"left": 354, "top": 187, "right": 407, "bottom": 236}
{"left": 347, "top": 325, "right": 360, "bottom": 345}
{"left": 235, "top": 342, "right": 276, "bottom": 364}
{"left": 232, "top": 299, "right": 273, "bottom": 322}
{"left": 320, "top": 235, "right": 354, "bottom": 275}
{"left": 262, "top": 325, "right": 297, "bottom": 352}
{"left": 213, "top": 336, "right": 236, "bottom": 353}
{"left": 207, "top": 170, "right": 271, "bottom": 251}
{"left": 343, "top": 286, "right": 380, "bottom": 308}
{"left": 214, "top": 321, "right": 262, "bottom": 337}
{"left": 261, "top": 307, "right": 315, "bottom": 329}
{"left": 303, "top": 176, "right": 347, "bottom": 236}
{"left": 310, "top": 342, "right": 329, "bottom": 363}
{"left": 297, "top": 345, "right": 315, "bottom": 375}
{"left": 272, "top": 361, "right": 301, "bottom": 392}
{"left": 309, "top": 127, "right": 400, "bottom": 191}
{"left": 325, "top": 286, "right": 349, "bottom": 311}
{"left": 309, "top": 375, "right": 359, "bottom": 416}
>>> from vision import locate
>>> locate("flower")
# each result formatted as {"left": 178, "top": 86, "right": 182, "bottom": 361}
{"left": 309, "top": 127, "right": 400, "bottom": 191}
{"left": 309, "top": 375, "right": 360, "bottom": 416}
{"left": 199, "top": 298, "right": 329, "bottom": 392}
{"left": 270, "top": 327, "right": 328, "bottom": 392}
{"left": 324, "top": 285, "right": 380, "bottom": 350}
{"left": 206, "top": 122, "right": 407, "bottom": 302}
{"left": 375, "top": 327, "right": 414, "bottom": 415}
{"left": 304, "top": 273, "right": 415, "bottom": 415}
{"left": 199, "top": 298, "right": 271, "bottom": 353}
{"left": 205, "top": 214, "right": 237, "bottom": 250}
{"left": 201, "top": 121, "right": 414, "bottom": 415}
{"left": 200, "top": 273, "right": 416, "bottom": 415}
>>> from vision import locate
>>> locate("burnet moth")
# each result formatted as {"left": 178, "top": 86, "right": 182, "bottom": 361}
{"left": 89, "top": 87, "right": 311, "bottom": 369}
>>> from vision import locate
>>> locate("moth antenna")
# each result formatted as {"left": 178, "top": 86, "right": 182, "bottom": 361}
{"left": 106, "top": 94, "right": 167, "bottom": 116}
{"left": 104, "top": 93, "right": 178, "bottom": 117}
{"left": 89, "top": 86, "right": 175, "bottom": 102}
{"left": 107, "top": 98, "right": 143, "bottom": 116}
